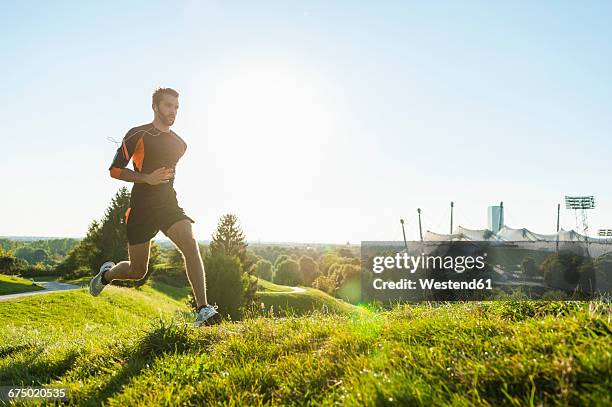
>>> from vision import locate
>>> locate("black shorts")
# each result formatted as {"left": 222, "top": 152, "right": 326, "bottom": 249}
{"left": 125, "top": 203, "right": 194, "bottom": 245}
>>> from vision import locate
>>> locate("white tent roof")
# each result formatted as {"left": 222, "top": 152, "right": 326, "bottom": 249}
{"left": 423, "top": 225, "right": 609, "bottom": 243}
{"left": 421, "top": 226, "right": 612, "bottom": 257}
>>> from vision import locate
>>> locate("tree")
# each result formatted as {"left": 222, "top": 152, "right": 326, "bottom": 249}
{"left": 14, "top": 247, "right": 49, "bottom": 264}
{"left": 98, "top": 187, "right": 131, "bottom": 265}
{"left": 209, "top": 214, "right": 248, "bottom": 269}
{"left": 319, "top": 253, "right": 339, "bottom": 276}
{"left": 253, "top": 259, "right": 273, "bottom": 281}
{"left": 186, "top": 214, "right": 257, "bottom": 319}
{"left": 541, "top": 253, "right": 581, "bottom": 291}
{"left": 0, "top": 253, "right": 28, "bottom": 275}
{"left": 299, "top": 255, "right": 321, "bottom": 286}
{"left": 338, "top": 247, "right": 354, "bottom": 258}
{"left": 274, "top": 259, "right": 303, "bottom": 286}
{"left": 336, "top": 264, "right": 362, "bottom": 303}
{"left": 327, "top": 263, "right": 342, "bottom": 280}
{"left": 521, "top": 256, "right": 538, "bottom": 278}
{"left": 56, "top": 220, "right": 102, "bottom": 278}
{"left": 274, "top": 254, "right": 289, "bottom": 268}
{"left": 56, "top": 187, "right": 133, "bottom": 278}
{"left": 312, "top": 274, "right": 337, "bottom": 295}
{"left": 578, "top": 260, "right": 597, "bottom": 294}
{"left": 339, "top": 263, "right": 361, "bottom": 282}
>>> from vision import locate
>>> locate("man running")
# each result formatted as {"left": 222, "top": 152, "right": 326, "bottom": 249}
{"left": 89, "top": 87, "right": 221, "bottom": 327}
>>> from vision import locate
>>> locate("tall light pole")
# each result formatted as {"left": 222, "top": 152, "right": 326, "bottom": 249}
{"left": 417, "top": 208, "right": 423, "bottom": 242}
{"left": 400, "top": 219, "right": 408, "bottom": 250}
{"left": 498, "top": 201, "right": 504, "bottom": 233}
{"left": 450, "top": 201, "right": 454, "bottom": 235}
{"left": 556, "top": 203, "right": 561, "bottom": 252}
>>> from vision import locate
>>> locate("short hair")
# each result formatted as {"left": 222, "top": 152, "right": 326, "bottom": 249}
{"left": 152, "top": 87, "right": 179, "bottom": 107}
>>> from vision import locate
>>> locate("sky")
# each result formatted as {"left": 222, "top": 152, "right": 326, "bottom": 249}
{"left": 1, "top": 1, "right": 611, "bottom": 244}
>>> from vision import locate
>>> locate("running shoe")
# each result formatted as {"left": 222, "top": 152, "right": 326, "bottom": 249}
{"left": 89, "top": 261, "right": 115, "bottom": 297}
{"left": 194, "top": 304, "right": 222, "bottom": 327}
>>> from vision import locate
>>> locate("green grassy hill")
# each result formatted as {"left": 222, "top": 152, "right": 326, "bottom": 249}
{"left": 0, "top": 274, "right": 44, "bottom": 295}
{"left": 254, "top": 277, "right": 359, "bottom": 316}
{"left": 255, "top": 278, "right": 294, "bottom": 292}
{"left": 0, "top": 283, "right": 610, "bottom": 405}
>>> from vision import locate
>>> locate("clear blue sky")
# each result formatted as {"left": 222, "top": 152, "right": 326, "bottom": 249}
{"left": 1, "top": 1, "right": 611, "bottom": 243}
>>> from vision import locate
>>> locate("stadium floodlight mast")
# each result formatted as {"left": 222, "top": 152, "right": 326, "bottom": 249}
{"left": 598, "top": 229, "right": 612, "bottom": 237}
{"left": 598, "top": 229, "right": 612, "bottom": 243}
{"left": 400, "top": 219, "right": 408, "bottom": 250}
{"left": 450, "top": 201, "right": 454, "bottom": 235}
{"left": 417, "top": 208, "right": 423, "bottom": 242}
{"left": 565, "top": 195, "right": 595, "bottom": 248}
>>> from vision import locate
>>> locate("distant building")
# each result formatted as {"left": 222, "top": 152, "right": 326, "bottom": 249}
{"left": 488, "top": 205, "right": 504, "bottom": 234}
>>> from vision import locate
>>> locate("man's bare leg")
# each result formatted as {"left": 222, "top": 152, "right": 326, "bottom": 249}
{"left": 104, "top": 240, "right": 151, "bottom": 282}
{"left": 164, "top": 219, "right": 208, "bottom": 308}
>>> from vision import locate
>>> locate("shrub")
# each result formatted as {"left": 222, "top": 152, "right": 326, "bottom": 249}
{"left": 203, "top": 251, "right": 244, "bottom": 320}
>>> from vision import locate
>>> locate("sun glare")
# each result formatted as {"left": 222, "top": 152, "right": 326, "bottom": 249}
{"left": 202, "top": 64, "right": 342, "bottom": 177}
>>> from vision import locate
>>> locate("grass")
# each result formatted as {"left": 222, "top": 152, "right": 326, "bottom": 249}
{"left": 252, "top": 276, "right": 359, "bottom": 316}
{"left": 257, "top": 286, "right": 359, "bottom": 316}
{"left": 0, "top": 274, "right": 45, "bottom": 295}
{"left": 30, "top": 275, "right": 60, "bottom": 282}
{"left": 0, "top": 282, "right": 610, "bottom": 405}
{"left": 62, "top": 276, "right": 92, "bottom": 286}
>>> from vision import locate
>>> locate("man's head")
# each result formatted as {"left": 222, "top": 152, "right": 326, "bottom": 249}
{"left": 152, "top": 87, "right": 179, "bottom": 127}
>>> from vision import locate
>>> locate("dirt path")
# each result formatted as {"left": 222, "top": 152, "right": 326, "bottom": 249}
{"left": 290, "top": 286, "right": 306, "bottom": 293}
{"left": 0, "top": 281, "right": 305, "bottom": 302}
{"left": 0, "top": 280, "right": 81, "bottom": 302}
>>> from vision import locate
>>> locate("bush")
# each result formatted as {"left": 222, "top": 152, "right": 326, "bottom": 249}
{"left": 203, "top": 251, "right": 244, "bottom": 320}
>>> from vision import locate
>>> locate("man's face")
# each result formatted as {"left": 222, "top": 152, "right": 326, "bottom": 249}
{"left": 154, "top": 94, "right": 179, "bottom": 126}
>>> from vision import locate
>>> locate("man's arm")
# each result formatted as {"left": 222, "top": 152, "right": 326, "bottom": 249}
{"left": 108, "top": 129, "right": 175, "bottom": 185}
{"left": 110, "top": 166, "right": 175, "bottom": 185}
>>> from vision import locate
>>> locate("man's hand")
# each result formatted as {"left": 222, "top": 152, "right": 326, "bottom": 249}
{"left": 145, "top": 167, "right": 175, "bottom": 185}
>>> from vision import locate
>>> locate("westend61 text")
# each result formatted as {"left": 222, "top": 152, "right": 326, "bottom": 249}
{"left": 371, "top": 253, "right": 487, "bottom": 274}
{"left": 373, "top": 278, "right": 493, "bottom": 290}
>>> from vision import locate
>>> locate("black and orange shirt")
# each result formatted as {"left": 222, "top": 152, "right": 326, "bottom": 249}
{"left": 109, "top": 123, "right": 187, "bottom": 208}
